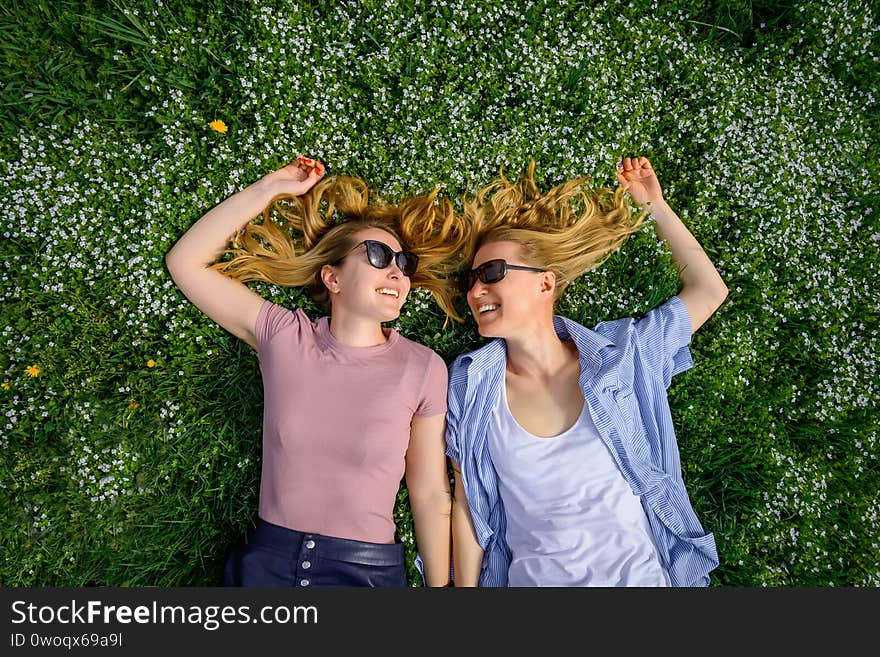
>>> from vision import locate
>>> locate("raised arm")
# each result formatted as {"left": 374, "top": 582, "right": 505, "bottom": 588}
{"left": 165, "top": 157, "right": 325, "bottom": 350}
{"left": 450, "top": 459, "right": 484, "bottom": 586}
{"left": 405, "top": 413, "right": 453, "bottom": 587}
{"left": 617, "top": 156, "right": 729, "bottom": 334}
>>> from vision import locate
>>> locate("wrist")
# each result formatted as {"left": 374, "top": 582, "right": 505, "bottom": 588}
{"left": 253, "top": 174, "right": 283, "bottom": 197}
{"left": 644, "top": 197, "right": 671, "bottom": 216}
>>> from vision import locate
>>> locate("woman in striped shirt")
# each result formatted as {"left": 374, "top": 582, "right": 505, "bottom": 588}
{"left": 447, "top": 157, "right": 727, "bottom": 586}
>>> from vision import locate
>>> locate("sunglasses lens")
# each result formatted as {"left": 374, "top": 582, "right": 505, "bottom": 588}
{"left": 363, "top": 241, "right": 418, "bottom": 277}
{"left": 482, "top": 260, "right": 506, "bottom": 284}
{"left": 462, "top": 259, "right": 506, "bottom": 292}
{"left": 365, "top": 241, "right": 393, "bottom": 268}
{"left": 396, "top": 253, "right": 418, "bottom": 276}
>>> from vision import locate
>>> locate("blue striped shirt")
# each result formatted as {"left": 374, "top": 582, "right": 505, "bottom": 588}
{"left": 445, "top": 295, "right": 719, "bottom": 586}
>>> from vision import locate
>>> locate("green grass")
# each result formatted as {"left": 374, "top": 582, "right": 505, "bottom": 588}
{"left": 1, "top": 0, "right": 877, "bottom": 586}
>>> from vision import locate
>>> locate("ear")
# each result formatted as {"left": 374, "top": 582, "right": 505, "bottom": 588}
{"left": 540, "top": 270, "right": 556, "bottom": 295}
{"left": 321, "top": 264, "right": 341, "bottom": 294}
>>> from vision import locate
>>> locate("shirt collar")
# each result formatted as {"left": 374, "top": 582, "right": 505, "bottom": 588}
{"left": 552, "top": 314, "right": 615, "bottom": 378}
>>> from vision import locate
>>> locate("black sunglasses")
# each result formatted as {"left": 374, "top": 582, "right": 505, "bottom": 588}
{"left": 462, "top": 258, "right": 545, "bottom": 292}
{"left": 339, "top": 239, "right": 419, "bottom": 277}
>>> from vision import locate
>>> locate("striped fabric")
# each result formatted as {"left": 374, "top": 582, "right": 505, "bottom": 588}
{"left": 445, "top": 295, "right": 719, "bottom": 587}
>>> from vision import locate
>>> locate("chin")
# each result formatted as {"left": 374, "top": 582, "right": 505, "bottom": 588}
{"left": 380, "top": 308, "right": 401, "bottom": 322}
{"left": 476, "top": 321, "right": 503, "bottom": 338}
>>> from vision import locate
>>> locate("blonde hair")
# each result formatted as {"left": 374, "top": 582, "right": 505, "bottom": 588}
{"left": 211, "top": 175, "right": 468, "bottom": 321}
{"left": 460, "top": 160, "right": 645, "bottom": 303}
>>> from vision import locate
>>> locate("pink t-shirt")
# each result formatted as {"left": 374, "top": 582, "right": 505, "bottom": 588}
{"left": 254, "top": 300, "right": 448, "bottom": 544}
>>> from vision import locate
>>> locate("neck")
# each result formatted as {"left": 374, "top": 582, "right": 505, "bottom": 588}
{"left": 503, "top": 317, "right": 576, "bottom": 379}
{"left": 328, "top": 311, "right": 388, "bottom": 347}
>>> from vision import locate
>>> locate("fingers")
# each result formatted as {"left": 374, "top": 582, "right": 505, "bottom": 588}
{"left": 616, "top": 156, "right": 652, "bottom": 172}
{"left": 615, "top": 157, "right": 636, "bottom": 172}
{"left": 295, "top": 155, "right": 325, "bottom": 177}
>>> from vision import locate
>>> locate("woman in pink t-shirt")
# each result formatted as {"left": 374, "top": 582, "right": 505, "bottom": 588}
{"left": 166, "top": 156, "right": 463, "bottom": 587}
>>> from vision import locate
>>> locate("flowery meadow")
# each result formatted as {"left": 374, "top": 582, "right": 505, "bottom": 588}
{"left": 1, "top": 0, "right": 877, "bottom": 586}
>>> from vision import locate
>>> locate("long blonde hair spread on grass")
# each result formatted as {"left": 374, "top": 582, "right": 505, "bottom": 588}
{"left": 461, "top": 160, "right": 646, "bottom": 304}
{"left": 210, "top": 175, "right": 469, "bottom": 321}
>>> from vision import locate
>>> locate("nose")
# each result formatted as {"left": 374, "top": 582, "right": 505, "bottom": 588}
{"left": 385, "top": 257, "right": 406, "bottom": 281}
{"left": 468, "top": 278, "right": 488, "bottom": 299}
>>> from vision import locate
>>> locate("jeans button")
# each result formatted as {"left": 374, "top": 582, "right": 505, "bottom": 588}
{"left": 302, "top": 561, "right": 311, "bottom": 569}
{"left": 300, "top": 579, "right": 309, "bottom": 587}
{"left": 305, "top": 540, "right": 315, "bottom": 549}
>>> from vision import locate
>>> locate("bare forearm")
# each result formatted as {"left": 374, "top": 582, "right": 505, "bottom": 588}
{"left": 648, "top": 199, "right": 728, "bottom": 294}
{"left": 410, "top": 490, "right": 452, "bottom": 587}
{"left": 166, "top": 177, "right": 281, "bottom": 269}
{"left": 451, "top": 502, "right": 483, "bottom": 586}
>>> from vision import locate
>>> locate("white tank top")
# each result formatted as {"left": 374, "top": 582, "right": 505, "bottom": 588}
{"left": 487, "top": 379, "right": 670, "bottom": 586}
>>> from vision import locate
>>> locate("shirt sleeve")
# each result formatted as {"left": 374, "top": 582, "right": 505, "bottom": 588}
{"left": 414, "top": 351, "right": 449, "bottom": 417}
{"left": 631, "top": 295, "right": 694, "bottom": 389}
{"left": 255, "top": 300, "right": 302, "bottom": 354}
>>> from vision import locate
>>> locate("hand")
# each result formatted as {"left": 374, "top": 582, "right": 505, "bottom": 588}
{"left": 262, "top": 155, "right": 326, "bottom": 196}
{"left": 615, "top": 156, "right": 664, "bottom": 207}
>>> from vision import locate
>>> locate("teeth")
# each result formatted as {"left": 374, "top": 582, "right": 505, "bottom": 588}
{"left": 479, "top": 304, "right": 499, "bottom": 313}
{"left": 377, "top": 288, "right": 399, "bottom": 298}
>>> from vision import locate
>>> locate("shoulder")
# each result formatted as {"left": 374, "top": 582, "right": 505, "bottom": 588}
{"left": 393, "top": 335, "right": 450, "bottom": 388}
{"left": 391, "top": 339, "right": 449, "bottom": 415}
{"left": 591, "top": 296, "right": 690, "bottom": 345}
{"left": 260, "top": 300, "right": 307, "bottom": 324}
{"left": 591, "top": 295, "right": 695, "bottom": 386}
{"left": 448, "top": 339, "right": 506, "bottom": 401}
{"left": 394, "top": 333, "right": 446, "bottom": 367}
{"left": 448, "top": 340, "right": 494, "bottom": 378}
{"left": 256, "top": 301, "right": 313, "bottom": 348}
{"left": 591, "top": 313, "right": 637, "bottom": 346}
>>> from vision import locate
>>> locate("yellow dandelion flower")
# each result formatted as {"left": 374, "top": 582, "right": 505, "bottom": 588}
{"left": 209, "top": 119, "right": 228, "bottom": 134}
{"left": 1, "top": 382, "right": 10, "bottom": 390}
{"left": 147, "top": 359, "right": 156, "bottom": 368}
{"left": 128, "top": 401, "right": 140, "bottom": 410}
{"left": 25, "top": 365, "right": 40, "bottom": 377}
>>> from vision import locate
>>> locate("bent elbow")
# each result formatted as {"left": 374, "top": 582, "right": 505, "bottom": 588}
{"left": 165, "top": 250, "right": 182, "bottom": 273}
{"left": 712, "top": 276, "right": 730, "bottom": 302}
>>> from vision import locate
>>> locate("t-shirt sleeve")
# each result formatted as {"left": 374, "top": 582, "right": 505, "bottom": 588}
{"left": 255, "top": 300, "right": 302, "bottom": 355}
{"left": 631, "top": 295, "right": 694, "bottom": 389}
{"left": 444, "top": 368, "right": 462, "bottom": 467}
{"left": 414, "top": 351, "right": 449, "bottom": 417}
{"left": 444, "top": 356, "right": 471, "bottom": 467}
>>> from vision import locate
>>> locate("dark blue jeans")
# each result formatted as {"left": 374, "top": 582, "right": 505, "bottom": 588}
{"left": 223, "top": 519, "right": 407, "bottom": 587}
